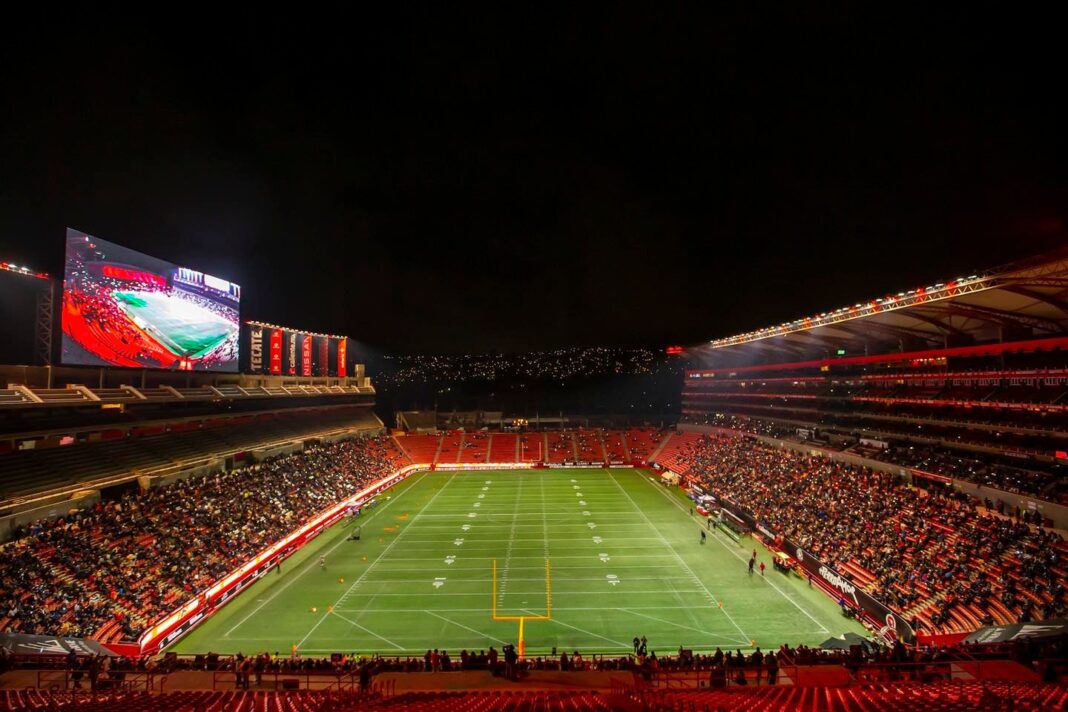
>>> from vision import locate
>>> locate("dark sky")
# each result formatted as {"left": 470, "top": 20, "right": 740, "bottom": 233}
{"left": 1, "top": 6, "right": 1065, "bottom": 354}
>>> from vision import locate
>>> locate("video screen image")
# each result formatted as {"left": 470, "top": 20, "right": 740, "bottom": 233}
{"left": 61, "top": 229, "right": 241, "bottom": 372}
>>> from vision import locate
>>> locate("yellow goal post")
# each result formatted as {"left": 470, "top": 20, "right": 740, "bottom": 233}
{"left": 491, "top": 558, "right": 551, "bottom": 659}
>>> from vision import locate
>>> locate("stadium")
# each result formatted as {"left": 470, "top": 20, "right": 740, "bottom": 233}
{"left": 1, "top": 237, "right": 1067, "bottom": 712}
{"left": 3, "top": 9, "right": 1068, "bottom": 711}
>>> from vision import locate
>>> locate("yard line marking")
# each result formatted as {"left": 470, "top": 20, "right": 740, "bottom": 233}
{"left": 296, "top": 472, "right": 459, "bottom": 649}
{"left": 360, "top": 554, "right": 685, "bottom": 561}
{"left": 540, "top": 473, "right": 550, "bottom": 563}
{"left": 289, "top": 641, "right": 823, "bottom": 654}
{"left": 638, "top": 471, "right": 831, "bottom": 635}
{"left": 423, "top": 610, "right": 509, "bottom": 645}
{"left": 522, "top": 609, "right": 630, "bottom": 648}
{"left": 223, "top": 473, "right": 421, "bottom": 638}
{"left": 352, "top": 575, "right": 700, "bottom": 584}
{"left": 369, "top": 564, "right": 687, "bottom": 573}
{"left": 496, "top": 473, "right": 524, "bottom": 608}
{"left": 329, "top": 610, "right": 404, "bottom": 650}
{"left": 414, "top": 511, "right": 640, "bottom": 518}
{"left": 334, "top": 590, "right": 713, "bottom": 597}
{"left": 618, "top": 608, "right": 747, "bottom": 645}
{"left": 397, "top": 536, "right": 666, "bottom": 543}
{"left": 606, "top": 471, "right": 752, "bottom": 643}
{"left": 331, "top": 605, "right": 808, "bottom": 613}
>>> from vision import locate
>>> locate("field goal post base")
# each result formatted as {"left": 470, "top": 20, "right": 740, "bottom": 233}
{"left": 492, "top": 558, "right": 551, "bottom": 660}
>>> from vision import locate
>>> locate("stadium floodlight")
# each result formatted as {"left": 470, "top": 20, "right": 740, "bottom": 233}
{"left": 1, "top": 260, "right": 50, "bottom": 280}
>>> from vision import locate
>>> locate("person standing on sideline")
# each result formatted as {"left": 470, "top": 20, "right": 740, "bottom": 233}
{"left": 633, "top": 637, "right": 640, "bottom": 655}
{"left": 751, "top": 648, "right": 763, "bottom": 684}
{"left": 759, "top": 561, "right": 766, "bottom": 576}
{"left": 748, "top": 557, "right": 756, "bottom": 575}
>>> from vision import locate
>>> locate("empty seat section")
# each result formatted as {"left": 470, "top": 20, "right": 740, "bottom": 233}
{"left": 546, "top": 431, "right": 574, "bottom": 463}
{"left": 457, "top": 432, "right": 490, "bottom": 463}
{"left": 394, "top": 434, "right": 441, "bottom": 464}
{"left": 487, "top": 432, "right": 517, "bottom": 463}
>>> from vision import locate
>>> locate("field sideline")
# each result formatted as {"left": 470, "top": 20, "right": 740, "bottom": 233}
{"left": 172, "top": 468, "right": 866, "bottom": 657}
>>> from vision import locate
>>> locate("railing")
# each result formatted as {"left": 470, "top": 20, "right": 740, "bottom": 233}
{"left": 210, "top": 669, "right": 374, "bottom": 692}
{"left": 839, "top": 658, "right": 1040, "bottom": 684}
{"left": 650, "top": 666, "right": 794, "bottom": 689}
{"left": 33, "top": 669, "right": 159, "bottom": 693}
{"left": 647, "top": 656, "right": 1044, "bottom": 690}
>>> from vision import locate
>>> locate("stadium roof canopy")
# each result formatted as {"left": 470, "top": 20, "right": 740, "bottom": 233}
{"left": 694, "top": 248, "right": 1068, "bottom": 368}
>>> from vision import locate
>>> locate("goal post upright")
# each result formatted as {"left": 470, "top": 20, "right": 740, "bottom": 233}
{"left": 491, "top": 558, "right": 551, "bottom": 660}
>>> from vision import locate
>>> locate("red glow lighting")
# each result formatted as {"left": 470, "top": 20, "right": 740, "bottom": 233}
{"left": 101, "top": 265, "right": 166, "bottom": 286}
{"left": 1, "top": 261, "right": 50, "bottom": 280}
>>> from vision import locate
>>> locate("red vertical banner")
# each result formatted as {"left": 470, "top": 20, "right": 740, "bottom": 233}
{"left": 269, "top": 329, "right": 283, "bottom": 375}
{"left": 337, "top": 338, "right": 347, "bottom": 378}
{"left": 287, "top": 332, "right": 297, "bottom": 375}
{"left": 301, "top": 334, "right": 313, "bottom": 376}
{"left": 318, "top": 337, "right": 329, "bottom": 376}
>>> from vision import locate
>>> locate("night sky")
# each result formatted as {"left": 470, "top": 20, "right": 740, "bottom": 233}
{"left": 1, "top": 6, "right": 1065, "bottom": 354}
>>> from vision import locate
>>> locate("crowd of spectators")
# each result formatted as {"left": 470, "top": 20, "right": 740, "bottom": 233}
{"left": 0, "top": 435, "right": 404, "bottom": 641}
{"left": 670, "top": 433, "right": 1067, "bottom": 633}
{"left": 688, "top": 413, "right": 1068, "bottom": 504}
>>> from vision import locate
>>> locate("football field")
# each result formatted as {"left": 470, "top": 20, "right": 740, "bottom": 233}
{"left": 113, "top": 290, "right": 236, "bottom": 358}
{"left": 172, "top": 468, "right": 866, "bottom": 657}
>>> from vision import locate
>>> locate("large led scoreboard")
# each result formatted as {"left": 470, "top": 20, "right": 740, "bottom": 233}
{"left": 243, "top": 321, "right": 350, "bottom": 378}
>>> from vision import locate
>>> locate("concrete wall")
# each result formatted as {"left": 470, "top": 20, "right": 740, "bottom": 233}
{"left": 678, "top": 423, "right": 1068, "bottom": 529}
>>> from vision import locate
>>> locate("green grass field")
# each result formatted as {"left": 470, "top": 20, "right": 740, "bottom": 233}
{"left": 114, "top": 290, "right": 236, "bottom": 357}
{"left": 172, "top": 468, "right": 866, "bottom": 657}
